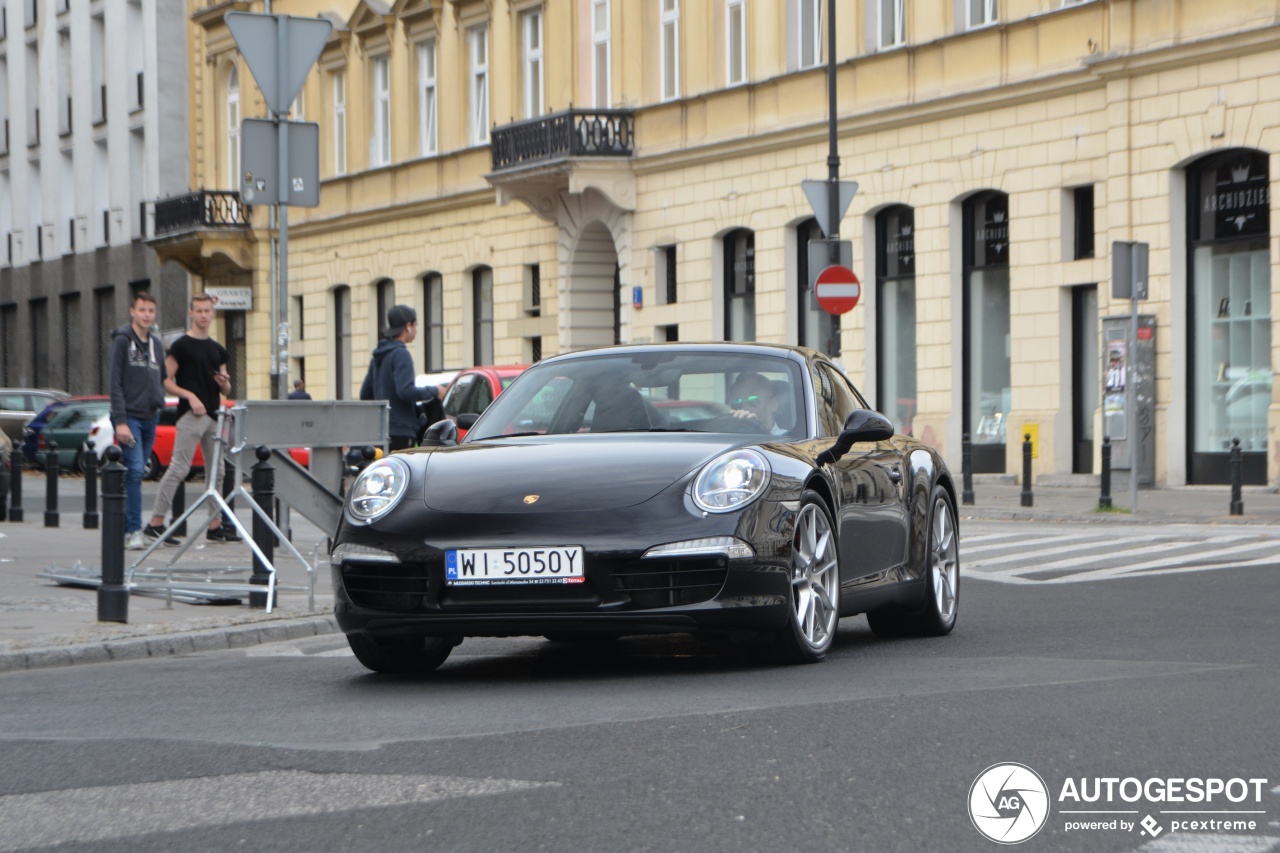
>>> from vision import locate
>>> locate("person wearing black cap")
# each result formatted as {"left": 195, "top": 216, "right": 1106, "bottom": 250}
{"left": 360, "top": 304, "right": 445, "bottom": 450}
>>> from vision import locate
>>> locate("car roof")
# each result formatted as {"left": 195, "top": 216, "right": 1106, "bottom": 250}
{"left": 0, "top": 388, "right": 72, "bottom": 398}
{"left": 533, "top": 341, "right": 820, "bottom": 366}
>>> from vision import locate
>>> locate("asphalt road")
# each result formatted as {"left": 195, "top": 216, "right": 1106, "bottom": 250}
{"left": 0, "top": 537, "right": 1277, "bottom": 852}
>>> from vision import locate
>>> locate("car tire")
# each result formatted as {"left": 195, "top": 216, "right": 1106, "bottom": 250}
{"left": 867, "top": 485, "right": 959, "bottom": 639}
{"left": 773, "top": 490, "right": 841, "bottom": 664}
{"left": 347, "top": 633, "right": 457, "bottom": 674}
{"left": 143, "top": 452, "right": 162, "bottom": 481}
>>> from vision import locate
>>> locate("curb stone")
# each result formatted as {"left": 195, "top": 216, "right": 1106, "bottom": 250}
{"left": 0, "top": 616, "right": 339, "bottom": 674}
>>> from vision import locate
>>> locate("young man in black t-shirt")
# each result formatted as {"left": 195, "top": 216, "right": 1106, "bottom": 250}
{"left": 144, "top": 293, "right": 239, "bottom": 544}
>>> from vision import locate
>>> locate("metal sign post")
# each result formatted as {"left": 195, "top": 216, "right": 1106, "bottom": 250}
{"left": 226, "top": 12, "right": 331, "bottom": 399}
{"left": 1111, "top": 240, "right": 1149, "bottom": 512}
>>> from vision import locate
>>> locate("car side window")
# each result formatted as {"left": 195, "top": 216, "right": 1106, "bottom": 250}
{"left": 443, "top": 376, "right": 476, "bottom": 418}
{"left": 0, "top": 394, "right": 26, "bottom": 410}
{"left": 470, "top": 378, "right": 494, "bottom": 414}
{"left": 819, "top": 364, "right": 861, "bottom": 431}
{"left": 811, "top": 365, "right": 842, "bottom": 437}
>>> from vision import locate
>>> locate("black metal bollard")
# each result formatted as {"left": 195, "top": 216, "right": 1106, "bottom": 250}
{"left": 98, "top": 446, "right": 128, "bottom": 623}
{"left": 171, "top": 478, "right": 187, "bottom": 538}
{"left": 44, "top": 441, "right": 60, "bottom": 527}
{"left": 83, "top": 442, "right": 99, "bottom": 529}
{"left": 1099, "top": 436, "right": 1113, "bottom": 508}
{"left": 1229, "top": 437, "right": 1244, "bottom": 516}
{"left": 249, "top": 446, "right": 275, "bottom": 609}
{"left": 1020, "top": 433, "right": 1034, "bottom": 508}
{"left": 961, "top": 433, "right": 975, "bottom": 505}
{"left": 8, "top": 447, "right": 23, "bottom": 522}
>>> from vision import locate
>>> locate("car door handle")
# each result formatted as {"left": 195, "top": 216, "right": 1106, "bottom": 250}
{"left": 888, "top": 467, "right": 902, "bottom": 484}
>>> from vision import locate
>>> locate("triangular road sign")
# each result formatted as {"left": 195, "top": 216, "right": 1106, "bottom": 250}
{"left": 226, "top": 12, "right": 332, "bottom": 116}
{"left": 802, "top": 179, "right": 859, "bottom": 238}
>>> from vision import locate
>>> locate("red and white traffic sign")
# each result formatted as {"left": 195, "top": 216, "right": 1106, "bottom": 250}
{"left": 814, "top": 265, "right": 861, "bottom": 314}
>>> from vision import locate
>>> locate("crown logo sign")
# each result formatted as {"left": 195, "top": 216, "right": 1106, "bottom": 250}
{"left": 1231, "top": 164, "right": 1250, "bottom": 183}
{"left": 993, "top": 211, "right": 1006, "bottom": 223}
{"left": 901, "top": 225, "right": 913, "bottom": 237}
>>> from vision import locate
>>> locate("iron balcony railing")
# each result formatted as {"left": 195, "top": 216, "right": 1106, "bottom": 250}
{"left": 491, "top": 108, "right": 634, "bottom": 171}
{"left": 153, "top": 190, "right": 251, "bottom": 236}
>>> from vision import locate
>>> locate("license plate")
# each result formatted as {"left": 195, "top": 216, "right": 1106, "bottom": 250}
{"left": 445, "top": 547, "right": 586, "bottom": 586}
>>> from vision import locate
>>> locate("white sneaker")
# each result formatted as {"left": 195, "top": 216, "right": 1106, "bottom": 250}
{"left": 125, "top": 530, "right": 147, "bottom": 550}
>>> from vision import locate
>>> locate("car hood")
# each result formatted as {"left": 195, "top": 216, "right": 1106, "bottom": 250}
{"left": 418, "top": 435, "right": 754, "bottom": 513}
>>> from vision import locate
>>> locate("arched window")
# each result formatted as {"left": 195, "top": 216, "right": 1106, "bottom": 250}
{"left": 796, "top": 218, "right": 838, "bottom": 355}
{"left": 420, "top": 272, "right": 444, "bottom": 372}
{"left": 876, "top": 205, "right": 916, "bottom": 434}
{"left": 374, "top": 278, "right": 395, "bottom": 338}
{"left": 333, "top": 285, "right": 352, "bottom": 399}
{"left": 962, "top": 191, "right": 1010, "bottom": 473}
{"left": 1187, "top": 149, "right": 1271, "bottom": 484}
{"left": 227, "top": 66, "right": 240, "bottom": 188}
{"left": 472, "top": 266, "right": 494, "bottom": 364}
{"left": 724, "top": 228, "right": 755, "bottom": 341}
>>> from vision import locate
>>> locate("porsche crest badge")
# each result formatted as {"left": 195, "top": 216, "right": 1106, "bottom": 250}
{"left": 523, "top": 495, "right": 540, "bottom": 505}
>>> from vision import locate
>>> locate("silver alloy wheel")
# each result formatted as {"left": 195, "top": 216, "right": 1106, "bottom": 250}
{"left": 791, "top": 502, "right": 839, "bottom": 649}
{"left": 930, "top": 497, "right": 959, "bottom": 623}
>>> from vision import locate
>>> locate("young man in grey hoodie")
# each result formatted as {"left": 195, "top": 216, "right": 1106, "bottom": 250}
{"left": 360, "top": 305, "right": 444, "bottom": 450}
{"left": 107, "top": 291, "right": 168, "bottom": 549}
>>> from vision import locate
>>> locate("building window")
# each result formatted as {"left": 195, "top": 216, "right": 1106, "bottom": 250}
{"left": 527, "top": 336, "right": 543, "bottom": 363}
{"left": 29, "top": 298, "right": 48, "bottom": 387}
{"left": 422, "top": 273, "right": 444, "bottom": 372}
{"left": 724, "top": 229, "right": 755, "bottom": 341}
{"left": 963, "top": 191, "right": 1011, "bottom": 473}
{"left": 661, "top": 0, "right": 680, "bottom": 102}
{"left": 418, "top": 40, "right": 437, "bottom": 157}
{"left": 798, "top": 0, "right": 821, "bottom": 69}
{"left": 656, "top": 245, "right": 677, "bottom": 305}
{"left": 524, "top": 263, "right": 541, "bottom": 316}
{"left": 1187, "top": 149, "right": 1271, "bottom": 484}
{"left": 967, "top": 0, "right": 997, "bottom": 29}
{"left": 370, "top": 55, "right": 390, "bottom": 167}
{"left": 797, "top": 219, "right": 838, "bottom": 356}
{"left": 332, "top": 70, "right": 347, "bottom": 175}
{"left": 375, "top": 278, "right": 395, "bottom": 337}
{"left": 592, "top": 0, "right": 610, "bottom": 107}
{"left": 1072, "top": 185, "right": 1095, "bottom": 260}
{"left": 472, "top": 267, "right": 494, "bottom": 365}
{"left": 334, "top": 286, "right": 352, "bottom": 399}
{"left": 521, "top": 8, "right": 544, "bottom": 119}
{"left": 227, "top": 66, "right": 240, "bottom": 188}
{"left": 879, "top": 0, "right": 904, "bottom": 48}
{"left": 726, "top": 0, "right": 746, "bottom": 86}
{"left": 875, "top": 206, "right": 916, "bottom": 434}
{"left": 469, "top": 26, "right": 489, "bottom": 145}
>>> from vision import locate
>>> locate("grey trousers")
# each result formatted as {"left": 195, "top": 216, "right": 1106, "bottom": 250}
{"left": 151, "top": 411, "right": 223, "bottom": 524}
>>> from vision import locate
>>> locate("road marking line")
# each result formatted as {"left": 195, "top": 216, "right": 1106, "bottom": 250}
{"left": 962, "top": 533, "right": 1119, "bottom": 565}
{"left": 0, "top": 770, "right": 558, "bottom": 851}
{"left": 988, "top": 536, "right": 1242, "bottom": 574}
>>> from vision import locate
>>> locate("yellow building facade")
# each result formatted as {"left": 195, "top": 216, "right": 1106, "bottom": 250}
{"left": 156, "top": 0, "right": 1279, "bottom": 487}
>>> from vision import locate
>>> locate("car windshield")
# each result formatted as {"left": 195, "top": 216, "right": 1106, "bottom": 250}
{"left": 466, "top": 350, "right": 805, "bottom": 440}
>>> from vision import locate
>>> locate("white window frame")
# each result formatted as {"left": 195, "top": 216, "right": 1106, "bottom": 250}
{"left": 469, "top": 25, "right": 489, "bottom": 145}
{"left": 879, "top": 0, "right": 904, "bottom": 49}
{"left": 591, "top": 0, "right": 610, "bottom": 108}
{"left": 418, "top": 40, "right": 438, "bottom": 157}
{"left": 333, "top": 70, "right": 347, "bottom": 176}
{"left": 370, "top": 55, "right": 391, "bottom": 167}
{"left": 726, "top": 0, "right": 746, "bottom": 87}
{"left": 661, "top": 0, "right": 680, "bottom": 102}
{"left": 521, "top": 8, "right": 544, "bottom": 119}
{"left": 227, "top": 66, "right": 241, "bottom": 188}
{"left": 968, "top": 0, "right": 997, "bottom": 29}
{"left": 798, "top": 0, "right": 821, "bottom": 69}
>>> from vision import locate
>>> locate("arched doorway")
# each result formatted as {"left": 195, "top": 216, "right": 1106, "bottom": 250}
{"left": 564, "top": 220, "right": 624, "bottom": 351}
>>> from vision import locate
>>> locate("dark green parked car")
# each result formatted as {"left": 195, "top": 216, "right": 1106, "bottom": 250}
{"left": 37, "top": 399, "right": 112, "bottom": 472}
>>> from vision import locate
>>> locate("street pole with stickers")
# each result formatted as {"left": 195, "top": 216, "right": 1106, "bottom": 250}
{"left": 1111, "top": 241, "right": 1148, "bottom": 513}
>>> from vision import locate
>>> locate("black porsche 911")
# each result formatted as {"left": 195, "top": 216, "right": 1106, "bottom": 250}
{"left": 331, "top": 342, "right": 959, "bottom": 673}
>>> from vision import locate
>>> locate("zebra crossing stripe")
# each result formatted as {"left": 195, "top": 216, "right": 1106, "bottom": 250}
{"left": 984, "top": 536, "right": 1240, "bottom": 574}
{"left": 1054, "top": 553, "right": 1280, "bottom": 583}
{"left": 962, "top": 533, "right": 1115, "bottom": 566}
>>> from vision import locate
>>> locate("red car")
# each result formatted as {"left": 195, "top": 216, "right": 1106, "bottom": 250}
{"left": 440, "top": 364, "right": 529, "bottom": 440}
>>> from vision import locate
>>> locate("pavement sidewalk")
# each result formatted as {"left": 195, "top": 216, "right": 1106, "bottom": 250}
{"left": 1, "top": 471, "right": 1278, "bottom": 673}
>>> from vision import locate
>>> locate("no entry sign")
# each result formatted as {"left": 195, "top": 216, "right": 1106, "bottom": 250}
{"left": 815, "top": 265, "right": 861, "bottom": 314}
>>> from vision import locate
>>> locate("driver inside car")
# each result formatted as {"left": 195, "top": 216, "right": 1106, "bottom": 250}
{"left": 727, "top": 372, "right": 786, "bottom": 435}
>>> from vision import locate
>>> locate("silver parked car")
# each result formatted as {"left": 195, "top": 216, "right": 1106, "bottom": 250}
{"left": 0, "top": 389, "right": 71, "bottom": 443}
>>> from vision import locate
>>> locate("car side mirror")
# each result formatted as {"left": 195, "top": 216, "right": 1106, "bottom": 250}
{"left": 816, "top": 409, "right": 895, "bottom": 466}
{"left": 455, "top": 412, "right": 480, "bottom": 430}
{"left": 420, "top": 418, "right": 459, "bottom": 447}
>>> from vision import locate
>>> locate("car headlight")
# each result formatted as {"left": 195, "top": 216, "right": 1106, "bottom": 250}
{"left": 692, "top": 449, "right": 771, "bottom": 513}
{"left": 346, "top": 456, "right": 411, "bottom": 524}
